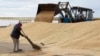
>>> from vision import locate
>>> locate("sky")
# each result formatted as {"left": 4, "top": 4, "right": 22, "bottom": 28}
{"left": 0, "top": 0, "right": 99, "bottom": 18}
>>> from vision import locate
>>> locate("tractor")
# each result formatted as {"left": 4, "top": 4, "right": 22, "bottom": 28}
{"left": 55, "top": 2, "right": 94, "bottom": 23}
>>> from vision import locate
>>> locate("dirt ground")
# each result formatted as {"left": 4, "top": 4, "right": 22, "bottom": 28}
{"left": 0, "top": 20, "right": 100, "bottom": 56}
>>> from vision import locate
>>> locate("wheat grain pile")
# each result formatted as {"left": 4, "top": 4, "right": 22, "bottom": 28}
{"left": 0, "top": 20, "right": 100, "bottom": 56}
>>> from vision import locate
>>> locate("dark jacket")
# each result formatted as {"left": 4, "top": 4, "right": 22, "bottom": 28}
{"left": 11, "top": 23, "right": 23, "bottom": 39}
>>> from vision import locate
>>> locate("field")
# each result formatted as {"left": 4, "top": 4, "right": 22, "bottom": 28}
{"left": 0, "top": 19, "right": 100, "bottom": 56}
{"left": 0, "top": 17, "right": 34, "bottom": 23}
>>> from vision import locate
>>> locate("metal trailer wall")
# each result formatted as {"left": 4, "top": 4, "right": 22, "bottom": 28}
{"left": 35, "top": 4, "right": 57, "bottom": 22}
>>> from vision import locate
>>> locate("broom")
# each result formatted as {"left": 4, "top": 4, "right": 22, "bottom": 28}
{"left": 21, "top": 30, "right": 41, "bottom": 50}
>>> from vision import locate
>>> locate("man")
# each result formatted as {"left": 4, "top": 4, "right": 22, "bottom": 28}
{"left": 63, "top": 14, "right": 71, "bottom": 23}
{"left": 10, "top": 22, "right": 25, "bottom": 52}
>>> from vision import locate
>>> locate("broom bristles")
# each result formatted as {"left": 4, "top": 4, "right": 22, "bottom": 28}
{"left": 32, "top": 44, "right": 41, "bottom": 50}
{"left": 25, "top": 36, "right": 41, "bottom": 50}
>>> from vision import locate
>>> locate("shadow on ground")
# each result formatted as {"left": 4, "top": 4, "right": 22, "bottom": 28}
{"left": 0, "top": 42, "right": 34, "bottom": 53}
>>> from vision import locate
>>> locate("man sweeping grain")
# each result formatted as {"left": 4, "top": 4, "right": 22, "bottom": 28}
{"left": 10, "top": 22, "right": 25, "bottom": 52}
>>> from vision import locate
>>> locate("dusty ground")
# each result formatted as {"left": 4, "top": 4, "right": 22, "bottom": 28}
{"left": 0, "top": 20, "right": 100, "bottom": 56}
